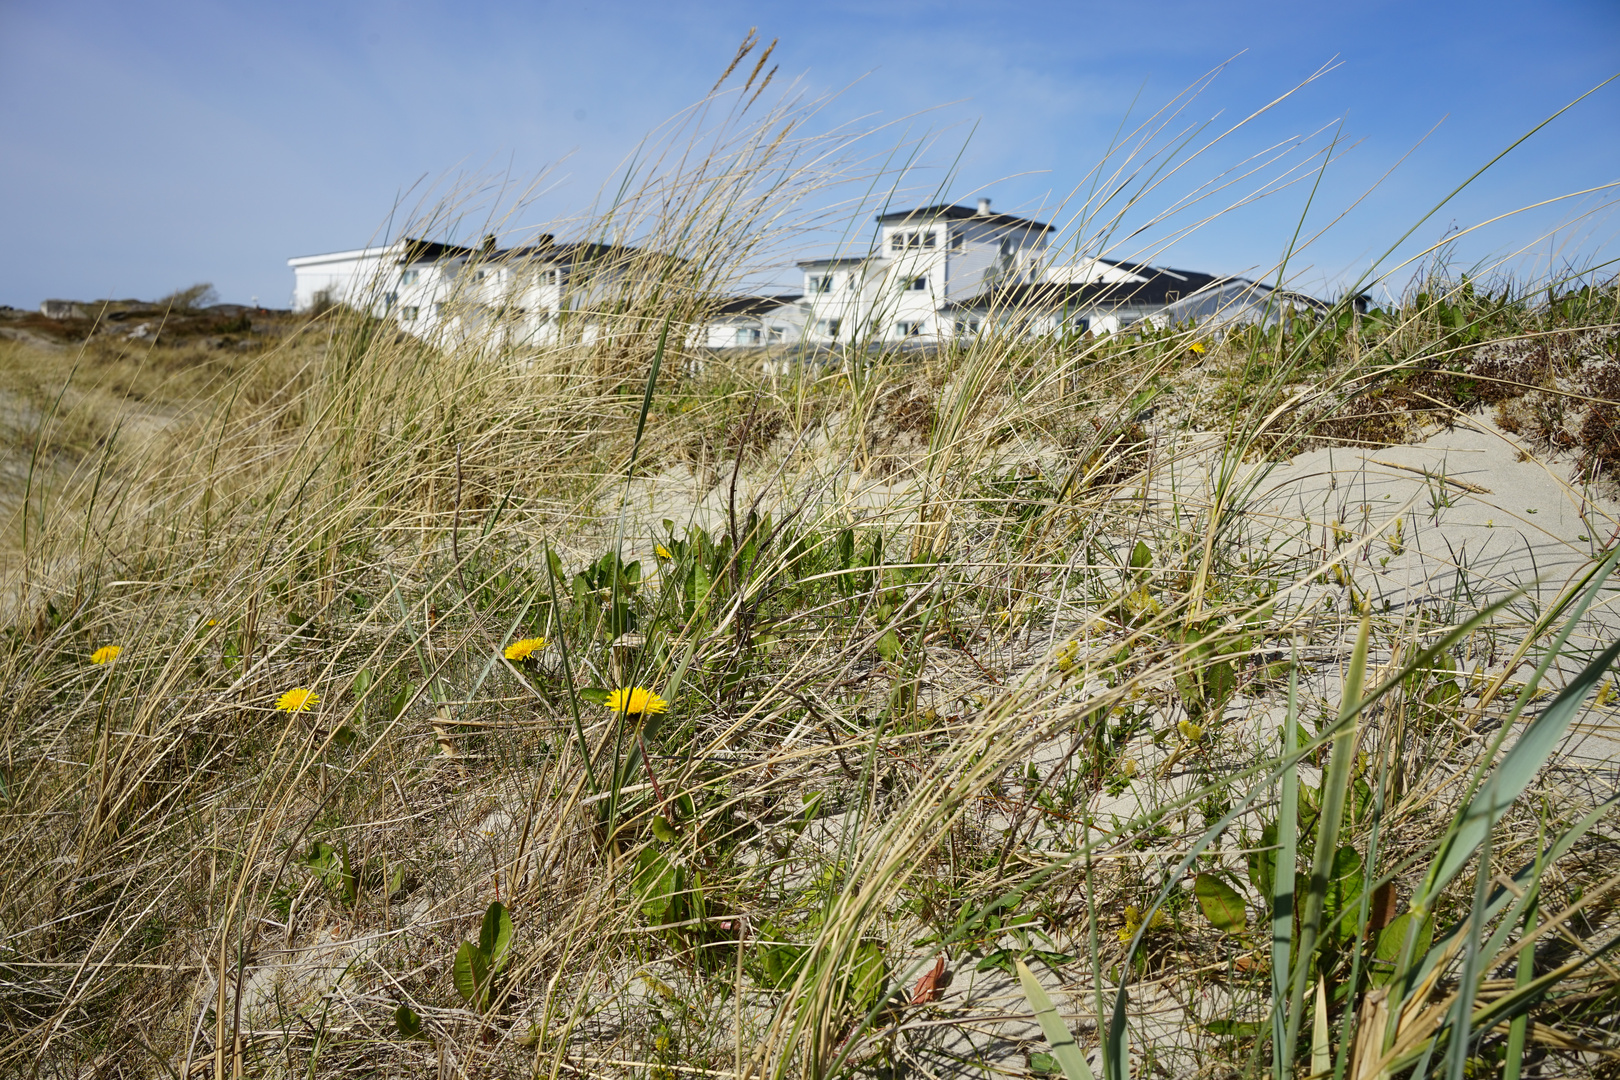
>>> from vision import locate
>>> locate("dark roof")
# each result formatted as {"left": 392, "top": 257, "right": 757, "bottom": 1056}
{"left": 876, "top": 203, "right": 1053, "bottom": 233}
{"left": 495, "top": 236, "right": 557, "bottom": 258}
{"left": 949, "top": 266, "right": 1227, "bottom": 312}
{"left": 711, "top": 294, "right": 802, "bottom": 317}
{"left": 796, "top": 256, "right": 869, "bottom": 269}
{"left": 397, "top": 238, "right": 479, "bottom": 265}
{"left": 399, "top": 236, "right": 668, "bottom": 267}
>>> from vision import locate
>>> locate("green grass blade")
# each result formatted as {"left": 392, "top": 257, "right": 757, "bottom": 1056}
{"left": 1017, "top": 959, "right": 1096, "bottom": 1080}
{"left": 1286, "top": 614, "right": 1370, "bottom": 1057}
{"left": 1416, "top": 632, "right": 1620, "bottom": 913}
{"left": 1311, "top": 977, "right": 1330, "bottom": 1079}
{"left": 1272, "top": 654, "right": 1299, "bottom": 1079}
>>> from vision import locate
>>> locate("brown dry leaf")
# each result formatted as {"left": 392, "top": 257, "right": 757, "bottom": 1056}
{"left": 910, "top": 955, "right": 947, "bottom": 1004}
{"left": 1367, "top": 882, "right": 1399, "bottom": 938}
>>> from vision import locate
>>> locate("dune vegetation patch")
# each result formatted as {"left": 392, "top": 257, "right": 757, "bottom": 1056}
{"left": 4, "top": 56, "right": 1620, "bottom": 1080}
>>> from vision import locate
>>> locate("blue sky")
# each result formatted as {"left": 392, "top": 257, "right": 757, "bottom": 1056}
{"left": 2, "top": 0, "right": 1617, "bottom": 308}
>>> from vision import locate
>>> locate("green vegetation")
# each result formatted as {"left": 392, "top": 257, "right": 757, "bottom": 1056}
{"left": 2, "top": 55, "right": 1620, "bottom": 1080}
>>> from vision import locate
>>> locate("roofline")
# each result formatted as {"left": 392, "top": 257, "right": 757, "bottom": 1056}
{"left": 874, "top": 203, "right": 1054, "bottom": 233}
{"left": 287, "top": 242, "right": 403, "bottom": 267}
{"left": 796, "top": 256, "right": 870, "bottom": 268}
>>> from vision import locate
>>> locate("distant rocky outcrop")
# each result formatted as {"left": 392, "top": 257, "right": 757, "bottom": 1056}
{"left": 8, "top": 296, "right": 297, "bottom": 350}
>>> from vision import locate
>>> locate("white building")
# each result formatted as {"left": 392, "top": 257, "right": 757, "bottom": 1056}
{"left": 290, "top": 198, "right": 1323, "bottom": 353}
{"left": 787, "top": 199, "right": 1052, "bottom": 346}
{"left": 287, "top": 234, "right": 675, "bottom": 348}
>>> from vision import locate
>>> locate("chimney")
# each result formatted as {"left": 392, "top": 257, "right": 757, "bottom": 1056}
{"left": 976, "top": 198, "right": 992, "bottom": 217}
{"left": 482, "top": 234, "right": 497, "bottom": 254}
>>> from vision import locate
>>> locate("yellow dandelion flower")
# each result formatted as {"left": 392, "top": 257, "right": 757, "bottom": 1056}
{"left": 90, "top": 645, "right": 122, "bottom": 665}
{"left": 275, "top": 687, "right": 319, "bottom": 712}
{"left": 655, "top": 544, "right": 674, "bottom": 559}
{"left": 1177, "top": 719, "right": 1204, "bottom": 743}
{"left": 1118, "top": 758, "right": 1138, "bottom": 778}
{"left": 503, "top": 637, "right": 548, "bottom": 662}
{"left": 605, "top": 686, "right": 668, "bottom": 718}
{"left": 1189, "top": 341, "right": 1208, "bottom": 355}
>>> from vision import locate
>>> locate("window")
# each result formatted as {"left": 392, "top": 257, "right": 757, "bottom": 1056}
{"left": 889, "top": 229, "right": 936, "bottom": 251}
{"left": 807, "top": 274, "right": 832, "bottom": 293}
{"left": 433, "top": 302, "right": 445, "bottom": 317}
{"left": 383, "top": 291, "right": 398, "bottom": 309}
{"left": 815, "top": 318, "right": 841, "bottom": 338}
{"left": 948, "top": 231, "right": 964, "bottom": 252}
{"left": 538, "top": 269, "right": 560, "bottom": 286}
{"left": 998, "top": 238, "right": 1016, "bottom": 258}
{"left": 907, "top": 276, "right": 928, "bottom": 291}
{"left": 954, "top": 318, "right": 980, "bottom": 335}
{"left": 402, "top": 306, "right": 420, "bottom": 321}
{"left": 400, "top": 269, "right": 420, "bottom": 286}
{"left": 735, "top": 327, "right": 763, "bottom": 346}
{"left": 473, "top": 269, "right": 487, "bottom": 282}
{"left": 895, "top": 321, "right": 923, "bottom": 337}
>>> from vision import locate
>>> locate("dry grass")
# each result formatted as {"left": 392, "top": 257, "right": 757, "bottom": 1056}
{"left": 3, "top": 56, "right": 1620, "bottom": 1080}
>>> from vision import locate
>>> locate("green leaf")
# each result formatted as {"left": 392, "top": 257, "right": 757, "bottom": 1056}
{"left": 351, "top": 669, "right": 374, "bottom": 698}
{"left": 453, "top": 940, "right": 488, "bottom": 1007}
{"left": 1194, "top": 873, "right": 1248, "bottom": 936}
{"left": 634, "top": 848, "right": 680, "bottom": 922}
{"left": 480, "top": 901, "right": 513, "bottom": 969}
{"left": 393, "top": 1002, "right": 423, "bottom": 1039}
{"left": 1016, "top": 958, "right": 1096, "bottom": 1080}
{"left": 1370, "top": 912, "right": 1433, "bottom": 987}
{"left": 849, "top": 940, "right": 887, "bottom": 1014}
{"left": 874, "top": 629, "right": 903, "bottom": 662}
{"left": 389, "top": 683, "right": 415, "bottom": 721}
{"left": 650, "top": 815, "right": 678, "bottom": 843}
{"left": 1129, "top": 540, "right": 1152, "bottom": 570}
{"left": 578, "top": 687, "right": 611, "bottom": 706}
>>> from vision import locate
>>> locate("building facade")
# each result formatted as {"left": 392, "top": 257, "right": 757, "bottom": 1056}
{"left": 289, "top": 197, "right": 1321, "bottom": 351}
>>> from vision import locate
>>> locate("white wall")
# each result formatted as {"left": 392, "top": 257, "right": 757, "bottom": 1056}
{"left": 286, "top": 244, "right": 402, "bottom": 311}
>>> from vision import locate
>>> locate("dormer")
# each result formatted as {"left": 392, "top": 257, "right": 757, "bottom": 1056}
{"left": 875, "top": 199, "right": 1052, "bottom": 258}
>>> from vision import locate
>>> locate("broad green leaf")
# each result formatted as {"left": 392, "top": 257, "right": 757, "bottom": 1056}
{"left": 1370, "top": 911, "right": 1434, "bottom": 987}
{"left": 1030, "top": 1051, "right": 1060, "bottom": 1075}
{"left": 874, "top": 629, "right": 903, "bottom": 661}
{"left": 1194, "top": 873, "right": 1248, "bottom": 936}
{"left": 480, "top": 901, "right": 513, "bottom": 968}
{"left": 394, "top": 1002, "right": 423, "bottom": 1039}
{"left": 1129, "top": 540, "right": 1152, "bottom": 570}
{"left": 634, "top": 848, "right": 680, "bottom": 922}
{"left": 388, "top": 683, "right": 415, "bottom": 721}
{"left": 1016, "top": 958, "right": 1096, "bottom": 1080}
{"left": 849, "top": 940, "right": 887, "bottom": 1013}
{"left": 453, "top": 940, "right": 488, "bottom": 1007}
{"left": 578, "top": 687, "right": 611, "bottom": 706}
{"left": 351, "top": 669, "right": 373, "bottom": 698}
